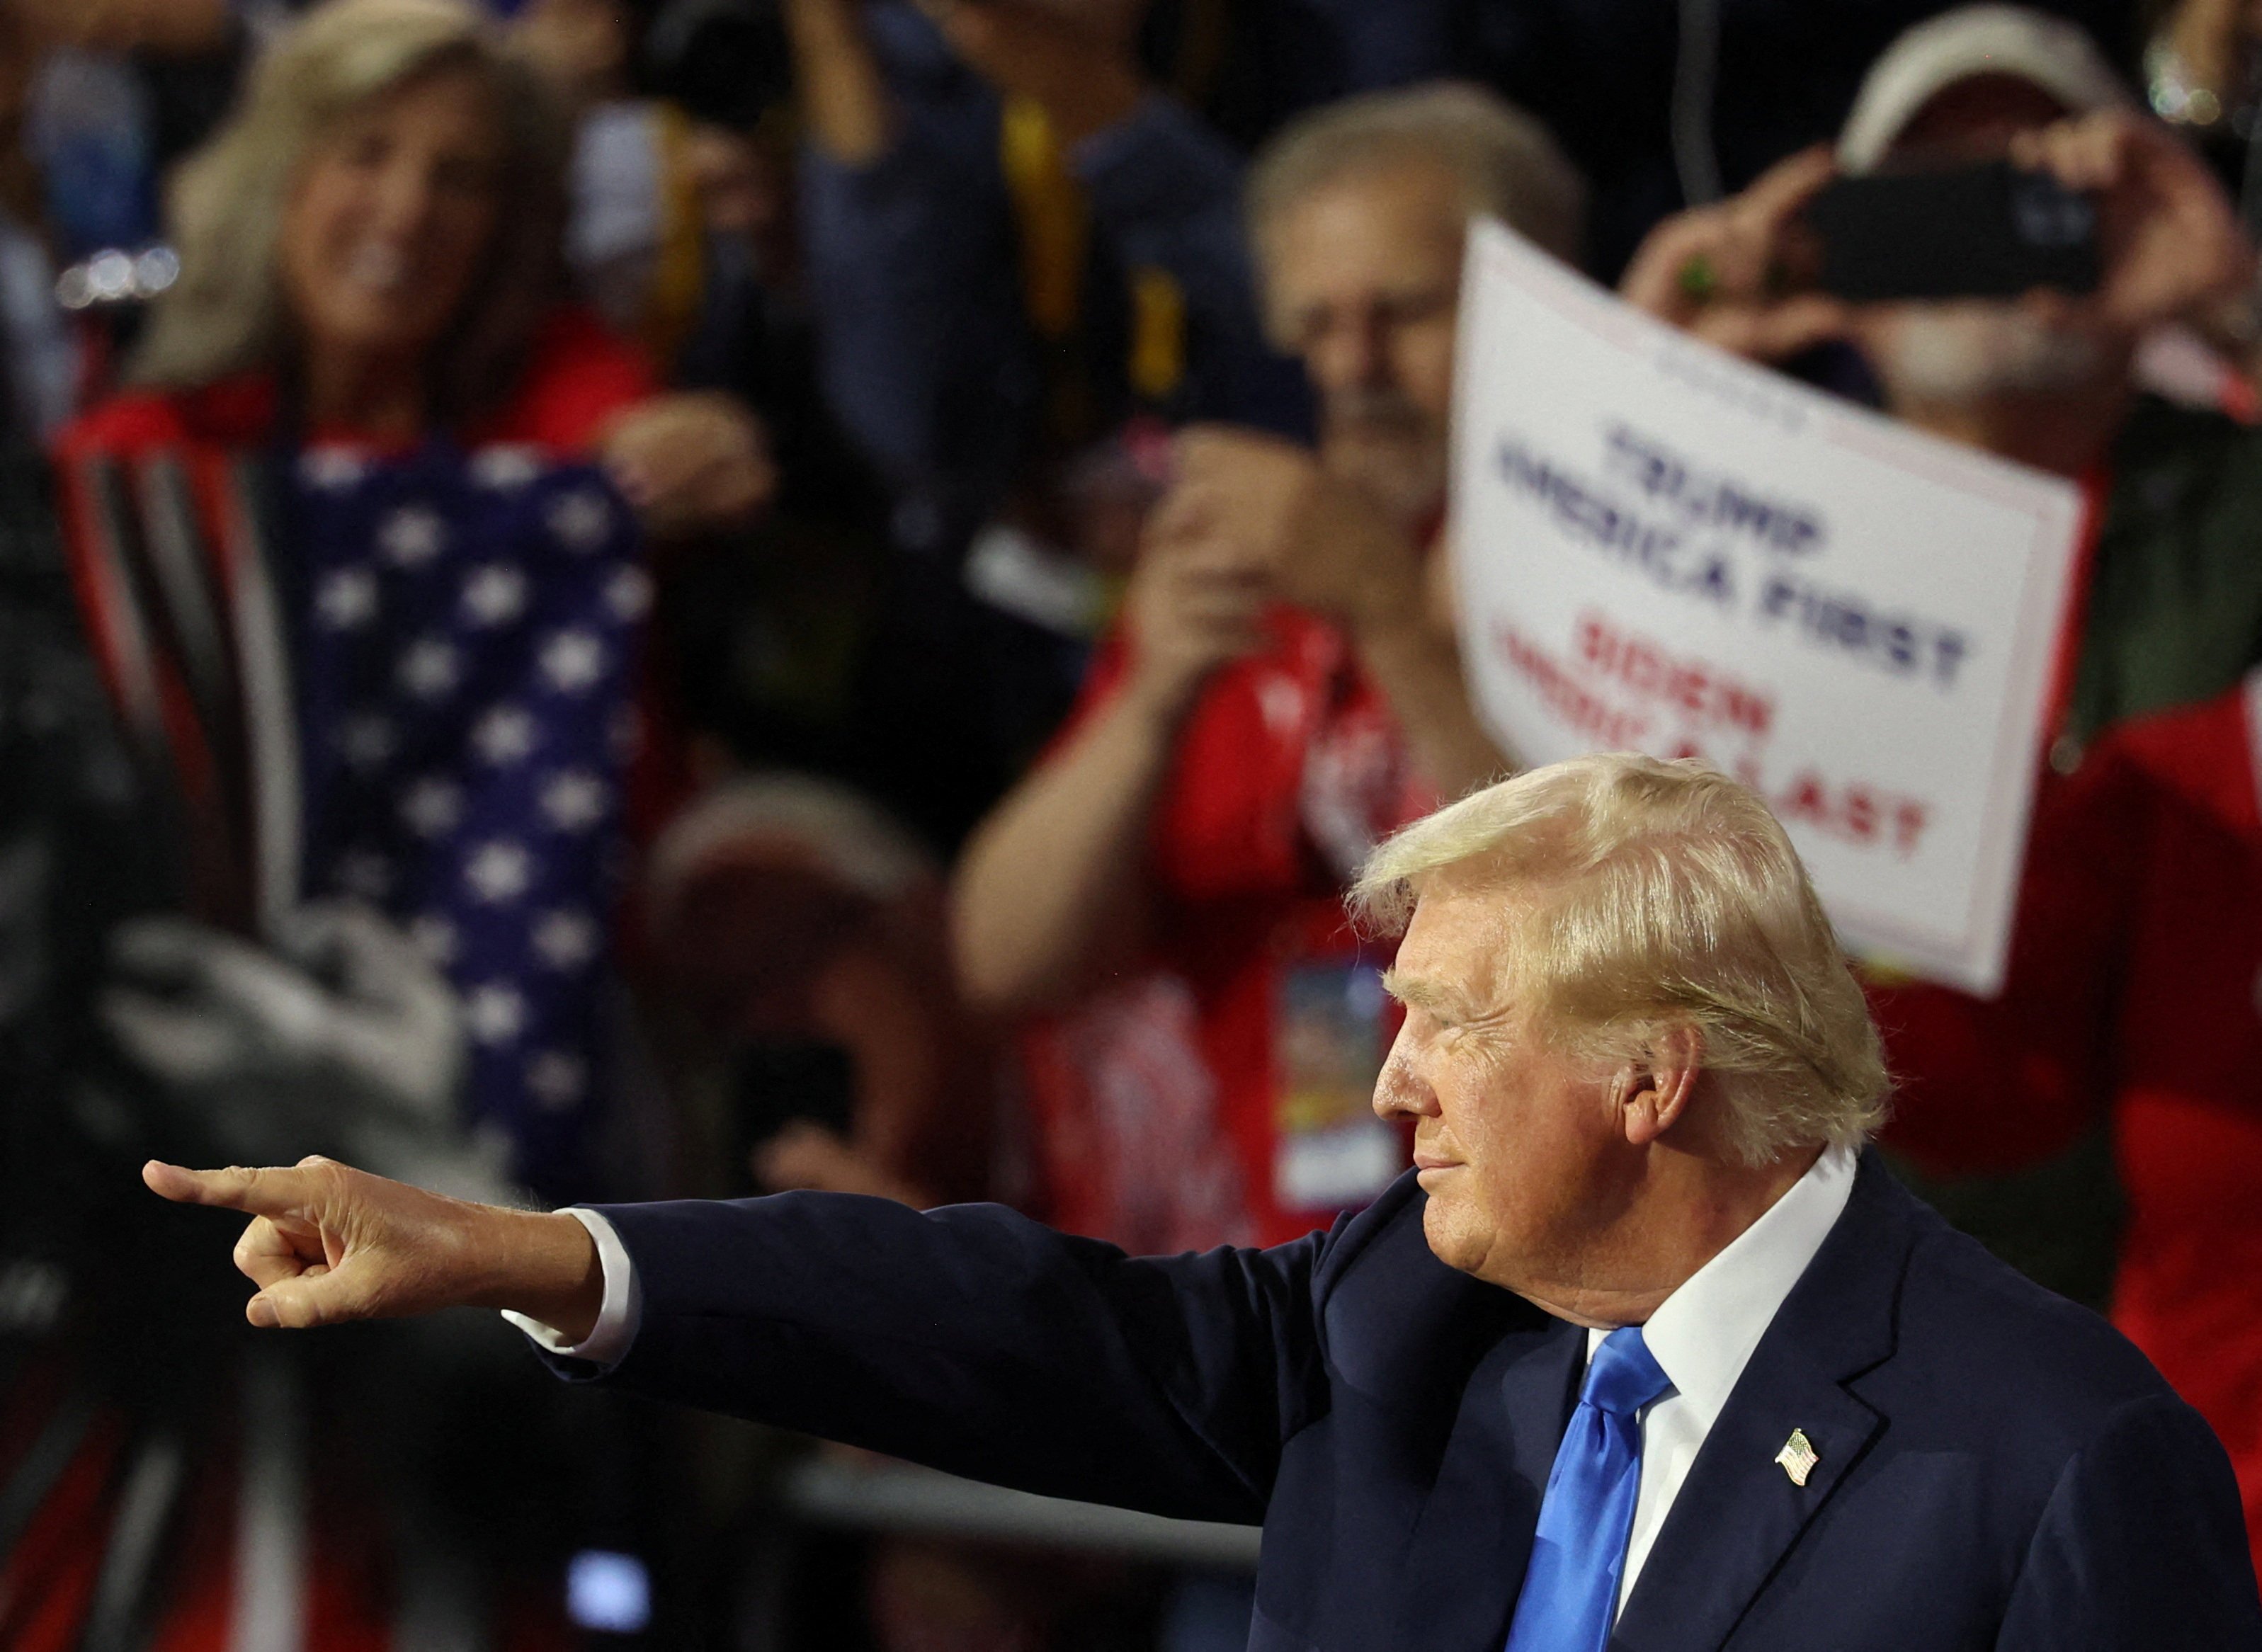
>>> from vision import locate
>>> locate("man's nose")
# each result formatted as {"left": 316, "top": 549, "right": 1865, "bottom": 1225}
{"left": 1372, "top": 1051, "right": 1437, "bottom": 1120}
{"left": 1312, "top": 309, "right": 1392, "bottom": 397}
{"left": 1341, "top": 309, "right": 1393, "bottom": 389}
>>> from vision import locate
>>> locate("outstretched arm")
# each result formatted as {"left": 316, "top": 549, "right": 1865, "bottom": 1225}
{"left": 142, "top": 1158, "right": 607, "bottom": 1336}
{"left": 144, "top": 1156, "right": 1330, "bottom": 1522}
{"left": 579, "top": 1187, "right": 1322, "bottom": 1520}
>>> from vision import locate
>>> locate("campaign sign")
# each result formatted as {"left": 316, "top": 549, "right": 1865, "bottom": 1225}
{"left": 1452, "top": 219, "right": 2084, "bottom": 994}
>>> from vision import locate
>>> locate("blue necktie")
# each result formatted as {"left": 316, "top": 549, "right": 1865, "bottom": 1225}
{"left": 1504, "top": 1326, "right": 1674, "bottom": 1652}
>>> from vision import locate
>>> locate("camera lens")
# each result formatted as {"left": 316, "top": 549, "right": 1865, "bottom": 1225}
{"left": 2009, "top": 173, "right": 2095, "bottom": 248}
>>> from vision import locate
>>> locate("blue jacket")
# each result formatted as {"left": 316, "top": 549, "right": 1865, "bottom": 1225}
{"left": 561, "top": 1151, "right": 2262, "bottom": 1649}
{"left": 797, "top": 4, "right": 1316, "bottom": 556}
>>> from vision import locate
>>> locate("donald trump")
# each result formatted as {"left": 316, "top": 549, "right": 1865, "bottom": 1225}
{"left": 149, "top": 754, "right": 2261, "bottom": 1650}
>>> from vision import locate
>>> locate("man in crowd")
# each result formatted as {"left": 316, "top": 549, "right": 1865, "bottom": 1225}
{"left": 1453, "top": 0, "right": 2140, "bottom": 278}
{"left": 147, "top": 753, "right": 2262, "bottom": 1648}
{"left": 1618, "top": 2, "right": 2262, "bottom": 1568}
{"left": 784, "top": 0, "right": 1314, "bottom": 559}
{"left": 952, "top": 84, "right": 1578, "bottom": 1253}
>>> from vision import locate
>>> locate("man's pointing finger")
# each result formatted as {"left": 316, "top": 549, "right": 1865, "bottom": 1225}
{"left": 143, "top": 1161, "right": 317, "bottom": 1217}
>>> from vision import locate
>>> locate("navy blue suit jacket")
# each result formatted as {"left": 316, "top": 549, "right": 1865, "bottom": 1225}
{"left": 559, "top": 1152, "right": 2262, "bottom": 1650}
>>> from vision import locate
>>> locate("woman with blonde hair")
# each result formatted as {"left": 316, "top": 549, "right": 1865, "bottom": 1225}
{"left": 6, "top": 3, "right": 758, "bottom": 1642}
{"left": 52, "top": 0, "right": 775, "bottom": 1200}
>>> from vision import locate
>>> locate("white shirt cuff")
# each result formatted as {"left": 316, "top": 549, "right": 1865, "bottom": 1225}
{"left": 501, "top": 1207, "right": 642, "bottom": 1368}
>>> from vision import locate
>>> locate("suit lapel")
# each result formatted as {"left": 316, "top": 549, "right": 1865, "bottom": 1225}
{"left": 1610, "top": 1153, "right": 1917, "bottom": 1652}
{"left": 1394, "top": 1313, "right": 1584, "bottom": 1651}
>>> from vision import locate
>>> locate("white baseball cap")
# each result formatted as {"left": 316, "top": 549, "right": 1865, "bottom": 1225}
{"left": 1838, "top": 4, "right": 2132, "bottom": 173}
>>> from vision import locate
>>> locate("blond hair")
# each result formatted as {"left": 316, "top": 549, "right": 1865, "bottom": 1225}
{"left": 1352, "top": 754, "right": 1888, "bottom": 1165}
{"left": 1246, "top": 82, "right": 1585, "bottom": 263}
{"left": 132, "top": 0, "right": 568, "bottom": 427}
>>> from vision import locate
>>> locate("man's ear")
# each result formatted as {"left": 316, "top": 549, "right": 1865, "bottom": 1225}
{"left": 1617, "top": 1024, "right": 1705, "bottom": 1147}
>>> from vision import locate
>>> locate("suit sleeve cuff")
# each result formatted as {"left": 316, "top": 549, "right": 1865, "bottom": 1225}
{"left": 501, "top": 1207, "right": 642, "bottom": 1368}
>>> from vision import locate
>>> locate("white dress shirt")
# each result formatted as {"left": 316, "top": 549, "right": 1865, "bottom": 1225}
{"left": 1593, "top": 1143, "right": 1857, "bottom": 1617}
{"left": 508, "top": 1144, "right": 1859, "bottom": 1614}
{"left": 503, "top": 1206, "right": 643, "bottom": 1366}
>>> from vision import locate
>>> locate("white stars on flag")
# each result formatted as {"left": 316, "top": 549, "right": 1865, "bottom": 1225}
{"left": 605, "top": 565, "right": 653, "bottom": 623}
{"left": 378, "top": 506, "right": 445, "bottom": 569}
{"left": 296, "top": 450, "right": 643, "bottom": 1173}
{"left": 299, "top": 447, "right": 367, "bottom": 491}
{"left": 531, "top": 908, "right": 599, "bottom": 970}
{"left": 472, "top": 703, "right": 538, "bottom": 766}
{"left": 546, "top": 488, "right": 615, "bottom": 552}
{"left": 460, "top": 562, "right": 530, "bottom": 628}
{"left": 400, "top": 777, "right": 466, "bottom": 838}
{"left": 526, "top": 1051, "right": 588, "bottom": 1110}
{"left": 539, "top": 629, "right": 606, "bottom": 695}
{"left": 315, "top": 566, "right": 379, "bottom": 631}
{"left": 470, "top": 445, "right": 542, "bottom": 491}
{"left": 539, "top": 770, "right": 610, "bottom": 833}
{"left": 397, "top": 637, "right": 462, "bottom": 701}
{"left": 464, "top": 839, "right": 534, "bottom": 905}
{"left": 466, "top": 983, "right": 528, "bottom": 1045}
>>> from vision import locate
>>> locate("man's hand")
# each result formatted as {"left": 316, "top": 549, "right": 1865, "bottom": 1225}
{"left": 1620, "top": 146, "right": 1853, "bottom": 363}
{"left": 142, "top": 1157, "right": 603, "bottom": 1339}
{"left": 603, "top": 392, "right": 778, "bottom": 541}
{"left": 914, "top": 0, "right": 1147, "bottom": 146}
{"left": 1149, "top": 426, "right": 1425, "bottom": 638}
{"left": 2009, "top": 106, "right": 2255, "bottom": 335}
{"left": 512, "top": 0, "right": 630, "bottom": 113}
{"left": 1120, "top": 506, "right": 1272, "bottom": 724}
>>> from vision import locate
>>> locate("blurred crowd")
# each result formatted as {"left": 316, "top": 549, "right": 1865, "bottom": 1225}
{"left": 8, "top": 0, "right": 2262, "bottom": 1646}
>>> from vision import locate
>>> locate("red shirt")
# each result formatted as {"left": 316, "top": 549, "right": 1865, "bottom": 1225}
{"left": 1873, "top": 680, "right": 2262, "bottom": 1566}
{"left": 52, "top": 308, "right": 693, "bottom": 850}
{"left": 55, "top": 307, "right": 654, "bottom": 461}
{"left": 1019, "top": 606, "right": 1434, "bottom": 1251}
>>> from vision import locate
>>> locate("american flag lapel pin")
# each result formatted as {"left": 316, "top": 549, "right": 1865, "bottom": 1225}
{"left": 1775, "top": 1428, "right": 1819, "bottom": 1487}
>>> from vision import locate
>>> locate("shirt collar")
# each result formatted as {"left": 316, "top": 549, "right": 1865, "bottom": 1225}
{"left": 1590, "top": 1144, "right": 1858, "bottom": 1423}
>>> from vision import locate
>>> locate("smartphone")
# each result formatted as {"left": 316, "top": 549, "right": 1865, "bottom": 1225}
{"left": 732, "top": 1039, "right": 855, "bottom": 1190}
{"left": 1802, "top": 160, "right": 2099, "bottom": 303}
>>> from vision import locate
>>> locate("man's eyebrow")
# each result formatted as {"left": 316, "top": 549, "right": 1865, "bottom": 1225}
{"left": 1380, "top": 969, "right": 1459, "bottom": 1016}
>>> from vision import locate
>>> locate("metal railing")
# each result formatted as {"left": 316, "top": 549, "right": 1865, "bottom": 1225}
{"left": 778, "top": 1457, "right": 1263, "bottom": 1571}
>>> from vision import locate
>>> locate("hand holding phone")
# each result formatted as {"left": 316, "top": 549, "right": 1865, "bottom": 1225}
{"left": 1618, "top": 145, "right": 1856, "bottom": 363}
{"left": 2004, "top": 106, "right": 2253, "bottom": 334}
{"left": 1802, "top": 161, "right": 2100, "bottom": 304}
{"left": 1623, "top": 108, "right": 2254, "bottom": 365}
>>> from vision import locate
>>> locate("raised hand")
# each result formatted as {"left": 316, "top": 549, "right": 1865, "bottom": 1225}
{"left": 2008, "top": 106, "right": 2255, "bottom": 334}
{"left": 912, "top": 0, "right": 1147, "bottom": 145}
{"left": 1153, "top": 426, "right": 1425, "bottom": 638}
{"left": 1620, "top": 146, "right": 1853, "bottom": 363}
{"left": 602, "top": 392, "right": 778, "bottom": 541}
{"left": 1120, "top": 502, "right": 1274, "bottom": 724}
{"left": 142, "top": 1156, "right": 602, "bottom": 1338}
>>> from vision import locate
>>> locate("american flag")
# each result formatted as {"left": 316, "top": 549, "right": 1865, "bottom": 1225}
{"left": 290, "top": 438, "right": 648, "bottom": 1201}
